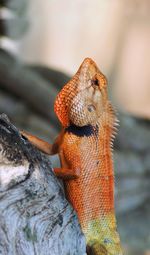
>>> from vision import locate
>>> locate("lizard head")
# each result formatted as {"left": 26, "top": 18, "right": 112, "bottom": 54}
{"left": 54, "top": 58, "right": 108, "bottom": 127}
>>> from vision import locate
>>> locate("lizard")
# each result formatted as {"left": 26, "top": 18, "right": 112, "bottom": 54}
{"left": 21, "top": 58, "right": 123, "bottom": 255}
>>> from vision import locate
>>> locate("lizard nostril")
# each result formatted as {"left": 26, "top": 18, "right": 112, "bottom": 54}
{"left": 92, "top": 78, "right": 99, "bottom": 87}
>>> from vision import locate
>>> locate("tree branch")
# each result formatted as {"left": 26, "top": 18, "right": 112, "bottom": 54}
{"left": 0, "top": 113, "right": 86, "bottom": 255}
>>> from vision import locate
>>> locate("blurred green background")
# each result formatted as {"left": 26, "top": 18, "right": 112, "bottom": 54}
{"left": 0, "top": 1, "right": 150, "bottom": 254}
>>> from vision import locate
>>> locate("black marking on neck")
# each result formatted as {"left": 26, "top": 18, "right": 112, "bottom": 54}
{"left": 65, "top": 124, "right": 98, "bottom": 137}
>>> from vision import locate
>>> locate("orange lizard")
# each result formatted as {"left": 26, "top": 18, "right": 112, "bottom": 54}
{"left": 21, "top": 58, "right": 123, "bottom": 255}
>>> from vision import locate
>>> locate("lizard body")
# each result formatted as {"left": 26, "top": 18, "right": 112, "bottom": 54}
{"left": 21, "top": 58, "right": 123, "bottom": 255}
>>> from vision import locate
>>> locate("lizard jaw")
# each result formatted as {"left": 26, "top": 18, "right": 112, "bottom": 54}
{"left": 54, "top": 58, "right": 107, "bottom": 127}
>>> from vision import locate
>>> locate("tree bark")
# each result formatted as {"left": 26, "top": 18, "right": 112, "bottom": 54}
{"left": 0, "top": 114, "right": 86, "bottom": 255}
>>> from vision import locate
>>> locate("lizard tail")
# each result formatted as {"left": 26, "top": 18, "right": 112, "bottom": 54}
{"left": 82, "top": 213, "right": 123, "bottom": 255}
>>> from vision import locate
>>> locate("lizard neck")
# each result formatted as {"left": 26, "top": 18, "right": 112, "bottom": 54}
{"left": 65, "top": 124, "right": 96, "bottom": 137}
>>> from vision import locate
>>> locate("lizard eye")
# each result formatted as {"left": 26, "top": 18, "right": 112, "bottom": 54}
{"left": 91, "top": 78, "right": 99, "bottom": 87}
{"left": 87, "top": 104, "right": 96, "bottom": 112}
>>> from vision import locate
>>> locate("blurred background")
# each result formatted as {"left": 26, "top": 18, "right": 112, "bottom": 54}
{"left": 0, "top": 0, "right": 150, "bottom": 254}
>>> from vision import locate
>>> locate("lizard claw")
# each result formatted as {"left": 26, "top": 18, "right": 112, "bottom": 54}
{"left": 20, "top": 130, "right": 30, "bottom": 140}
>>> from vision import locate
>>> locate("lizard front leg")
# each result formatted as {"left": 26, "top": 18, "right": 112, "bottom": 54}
{"left": 54, "top": 168, "right": 80, "bottom": 180}
{"left": 21, "top": 130, "right": 65, "bottom": 155}
{"left": 21, "top": 130, "right": 80, "bottom": 180}
{"left": 55, "top": 149, "right": 80, "bottom": 179}
{"left": 21, "top": 130, "right": 54, "bottom": 155}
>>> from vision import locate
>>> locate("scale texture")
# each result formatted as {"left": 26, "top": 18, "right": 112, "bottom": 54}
{"left": 54, "top": 58, "right": 123, "bottom": 254}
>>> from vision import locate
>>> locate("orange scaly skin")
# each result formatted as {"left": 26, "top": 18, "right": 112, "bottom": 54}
{"left": 54, "top": 58, "right": 123, "bottom": 254}
{"left": 21, "top": 58, "right": 123, "bottom": 255}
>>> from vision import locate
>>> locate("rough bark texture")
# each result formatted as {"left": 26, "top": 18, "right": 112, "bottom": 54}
{"left": 0, "top": 114, "right": 86, "bottom": 255}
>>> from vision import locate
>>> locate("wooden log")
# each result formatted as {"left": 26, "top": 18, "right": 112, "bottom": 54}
{"left": 114, "top": 151, "right": 150, "bottom": 213}
{"left": 0, "top": 114, "right": 86, "bottom": 255}
{"left": 28, "top": 65, "right": 70, "bottom": 90}
{"left": 114, "top": 113, "right": 150, "bottom": 152}
{"left": 0, "top": 18, "right": 29, "bottom": 39}
{"left": 0, "top": 0, "right": 28, "bottom": 15}
{"left": 0, "top": 49, "right": 59, "bottom": 126}
{"left": 114, "top": 151, "right": 145, "bottom": 176}
{"left": 0, "top": 90, "right": 57, "bottom": 141}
